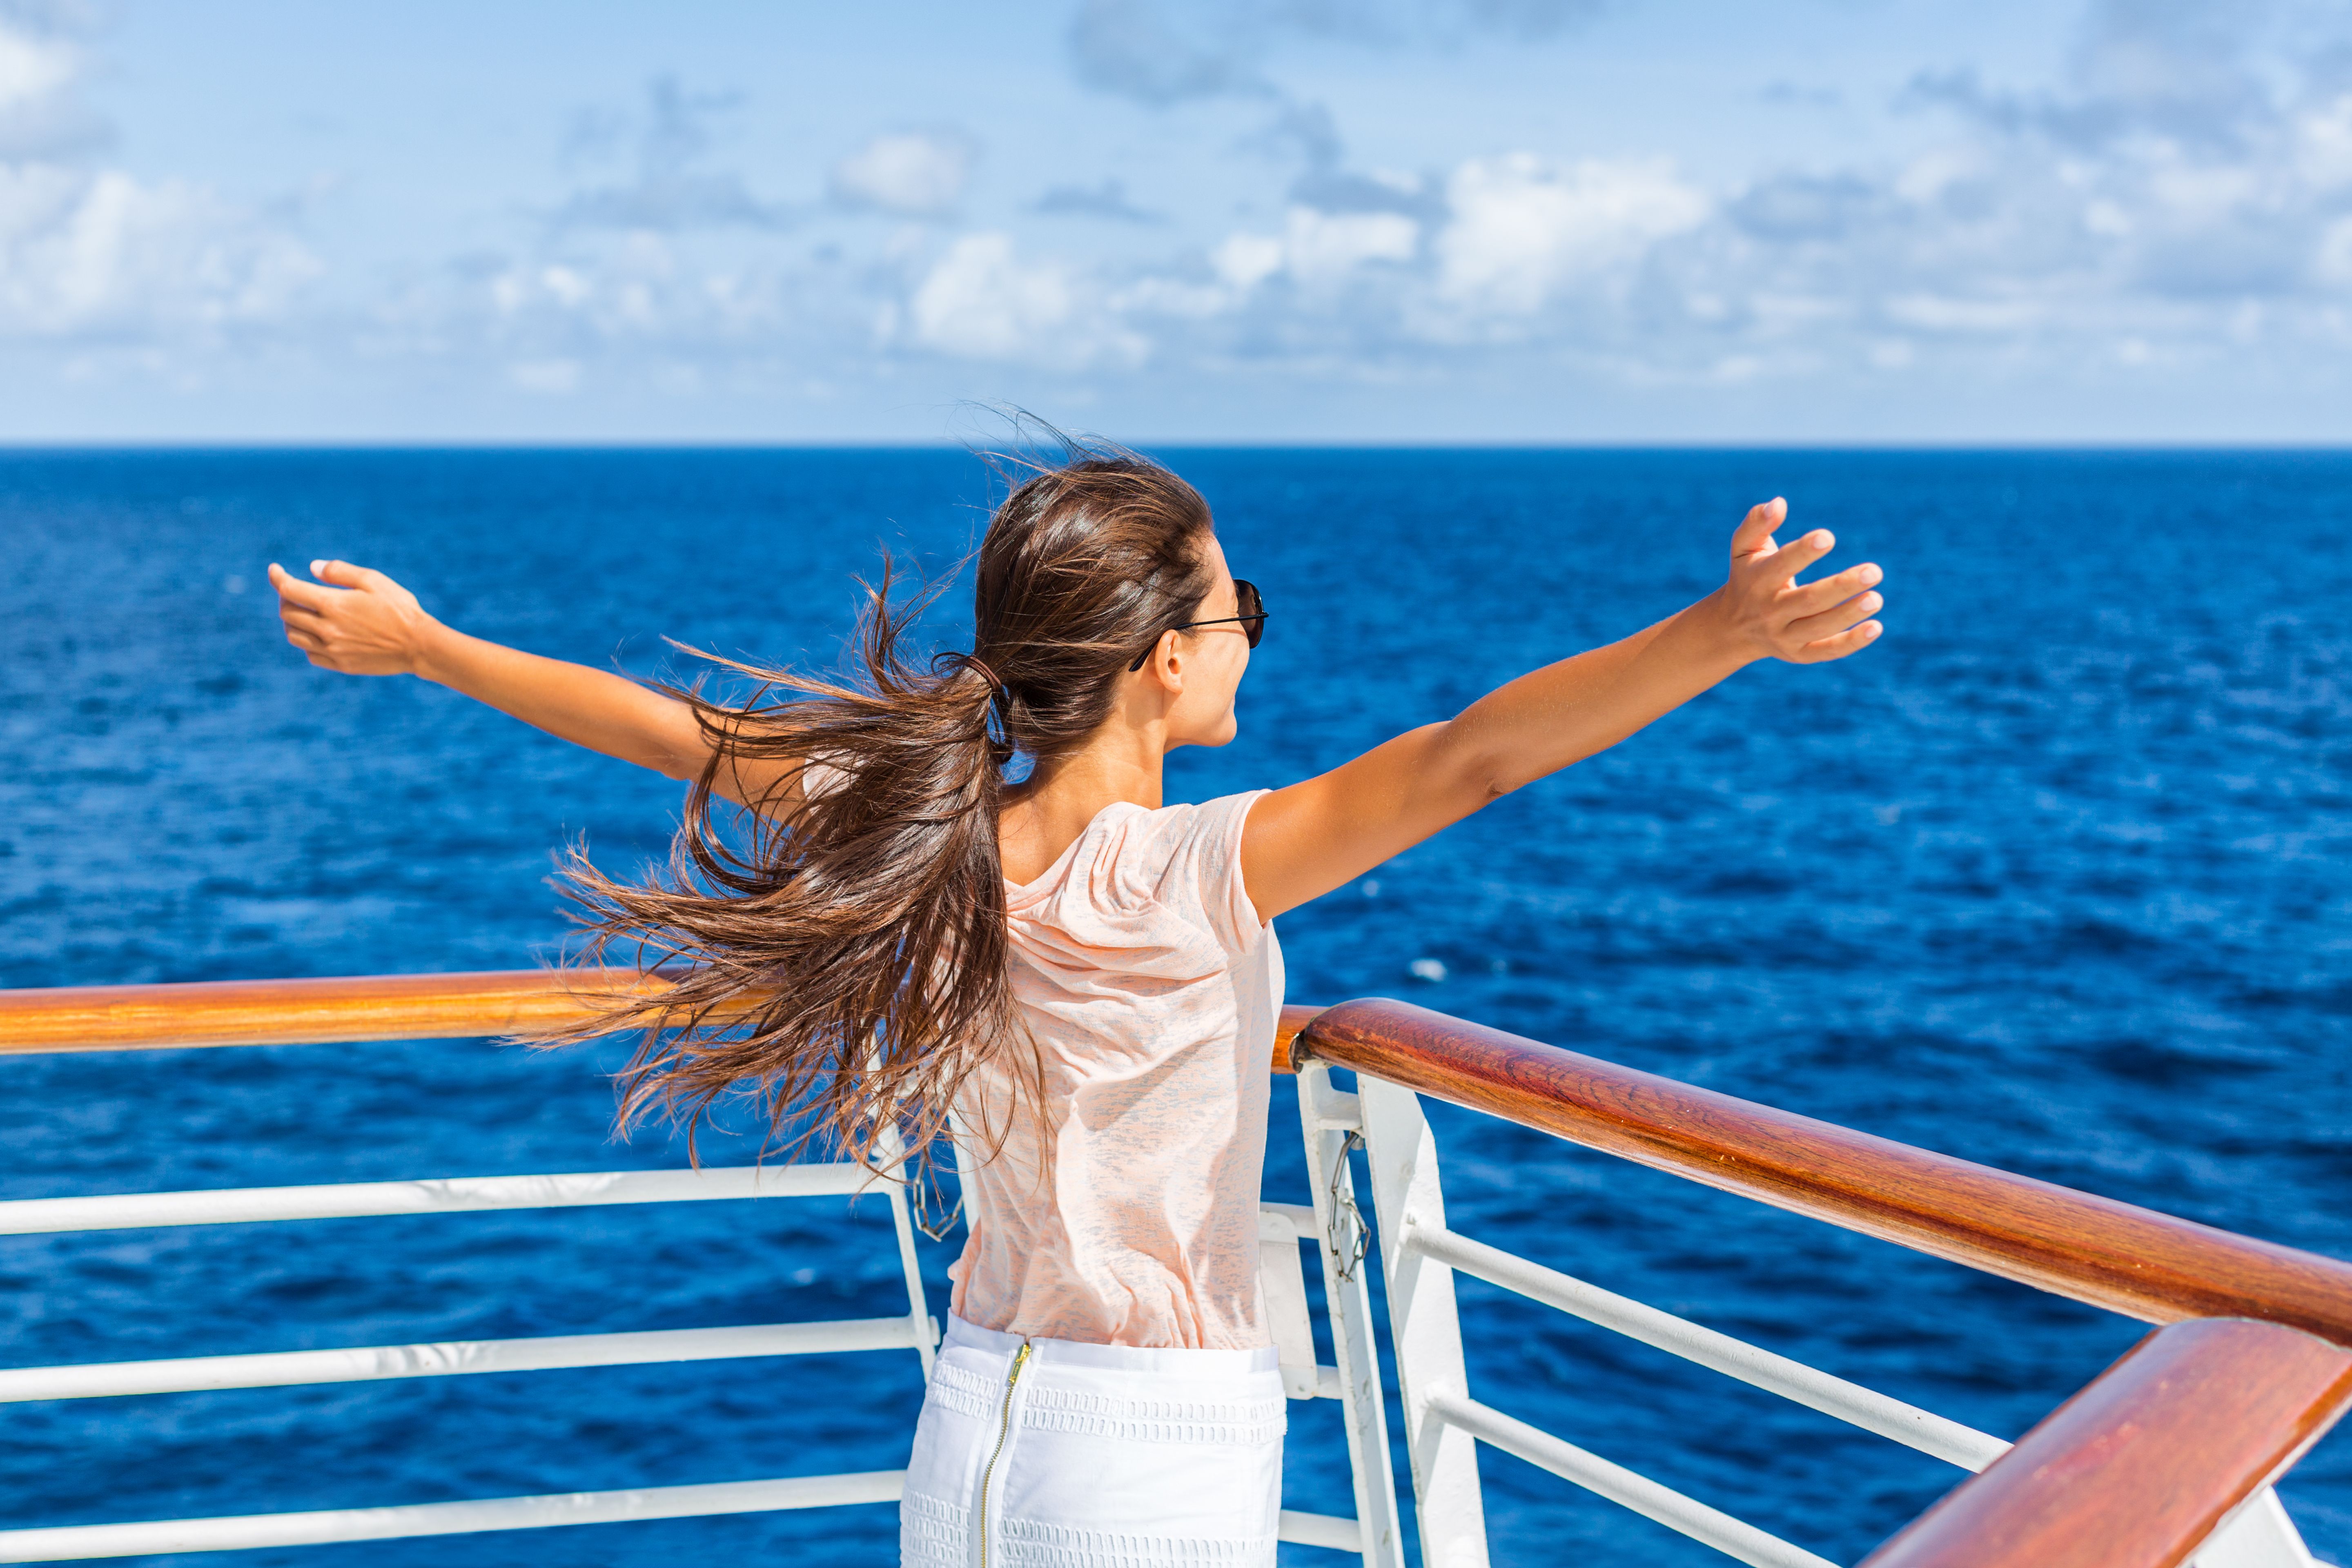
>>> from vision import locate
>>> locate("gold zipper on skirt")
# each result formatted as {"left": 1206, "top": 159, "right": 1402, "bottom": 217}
{"left": 977, "top": 1340, "right": 1032, "bottom": 1568}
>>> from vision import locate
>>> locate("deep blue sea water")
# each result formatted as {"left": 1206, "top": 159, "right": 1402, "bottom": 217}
{"left": 2, "top": 447, "right": 2348, "bottom": 1567}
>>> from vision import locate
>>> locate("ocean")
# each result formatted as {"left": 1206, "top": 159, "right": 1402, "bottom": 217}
{"left": 2, "top": 447, "right": 2347, "bottom": 1566}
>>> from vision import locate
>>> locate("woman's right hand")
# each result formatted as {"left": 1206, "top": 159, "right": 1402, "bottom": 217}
{"left": 1715, "top": 499, "right": 1883, "bottom": 665}
{"left": 265, "top": 558, "right": 799, "bottom": 806}
{"left": 267, "top": 560, "right": 442, "bottom": 677}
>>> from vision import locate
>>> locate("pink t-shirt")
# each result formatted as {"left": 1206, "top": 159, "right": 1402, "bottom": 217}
{"left": 947, "top": 790, "right": 1283, "bottom": 1351}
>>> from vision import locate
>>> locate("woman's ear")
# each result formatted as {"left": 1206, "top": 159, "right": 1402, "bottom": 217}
{"left": 1136, "top": 633, "right": 1187, "bottom": 696}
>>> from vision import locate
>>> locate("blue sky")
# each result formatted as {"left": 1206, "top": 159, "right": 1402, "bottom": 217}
{"left": 2, "top": 0, "right": 2350, "bottom": 442}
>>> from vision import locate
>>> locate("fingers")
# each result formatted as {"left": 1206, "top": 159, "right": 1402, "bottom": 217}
{"left": 1794, "top": 620, "right": 1883, "bottom": 663}
{"left": 1786, "top": 588, "right": 1882, "bottom": 644}
{"left": 270, "top": 561, "right": 339, "bottom": 662}
{"left": 312, "top": 559, "right": 385, "bottom": 590}
{"left": 1762, "top": 527, "right": 1837, "bottom": 587}
{"left": 271, "top": 558, "right": 393, "bottom": 605}
{"left": 267, "top": 561, "right": 341, "bottom": 612}
{"left": 1729, "top": 497, "right": 1787, "bottom": 559}
{"left": 1780, "top": 560, "right": 1882, "bottom": 619}
{"left": 274, "top": 593, "right": 325, "bottom": 633}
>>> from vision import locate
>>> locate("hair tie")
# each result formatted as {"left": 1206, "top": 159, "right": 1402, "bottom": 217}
{"left": 958, "top": 653, "right": 1008, "bottom": 697}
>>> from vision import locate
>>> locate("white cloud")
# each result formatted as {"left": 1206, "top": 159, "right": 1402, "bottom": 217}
{"left": 908, "top": 231, "right": 1144, "bottom": 367}
{"left": 1211, "top": 232, "right": 1284, "bottom": 291}
{"left": 542, "top": 265, "right": 593, "bottom": 308}
{"left": 2143, "top": 160, "right": 2261, "bottom": 225}
{"left": 553, "top": 79, "right": 790, "bottom": 233}
{"left": 1064, "top": 0, "right": 1610, "bottom": 107}
{"left": 0, "top": 167, "right": 319, "bottom": 337}
{"left": 0, "top": 15, "right": 320, "bottom": 346}
{"left": 2083, "top": 198, "right": 2132, "bottom": 237}
{"left": 2317, "top": 217, "right": 2352, "bottom": 287}
{"left": 1882, "top": 293, "right": 2044, "bottom": 333}
{"left": 0, "top": 23, "right": 75, "bottom": 111}
{"left": 1892, "top": 148, "right": 1982, "bottom": 208}
{"left": 430, "top": 227, "right": 809, "bottom": 373}
{"left": 1434, "top": 154, "right": 1708, "bottom": 315}
{"left": 2296, "top": 94, "right": 2352, "bottom": 190}
{"left": 1281, "top": 206, "right": 1416, "bottom": 288}
{"left": 0, "top": 158, "right": 79, "bottom": 238}
{"left": 832, "top": 131, "right": 974, "bottom": 217}
{"left": 1209, "top": 207, "right": 1417, "bottom": 296}
{"left": 1111, "top": 274, "right": 1229, "bottom": 318}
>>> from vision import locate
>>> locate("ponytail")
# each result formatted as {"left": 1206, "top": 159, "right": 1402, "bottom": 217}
{"left": 534, "top": 448, "right": 1218, "bottom": 1189}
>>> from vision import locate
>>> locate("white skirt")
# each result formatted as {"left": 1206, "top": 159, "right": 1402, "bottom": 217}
{"left": 900, "top": 1315, "right": 1287, "bottom": 1568}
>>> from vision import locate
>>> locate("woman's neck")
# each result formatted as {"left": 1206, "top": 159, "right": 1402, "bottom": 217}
{"left": 998, "top": 724, "right": 1169, "bottom": 886}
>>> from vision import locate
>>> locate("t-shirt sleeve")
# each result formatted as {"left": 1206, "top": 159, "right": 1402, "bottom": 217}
{"left": 1173, "top": 790, "right": 1271, "bottom": 958}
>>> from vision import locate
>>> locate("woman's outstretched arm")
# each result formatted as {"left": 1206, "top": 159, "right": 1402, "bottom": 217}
{"left": 1240, "top": 499, "right": 1883, "bottom": 920}
{"left": 266, "top": 559, "right": 796, "bottom": 806}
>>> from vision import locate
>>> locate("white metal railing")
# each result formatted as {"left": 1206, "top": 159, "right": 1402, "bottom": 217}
{"left": 0, "top": 1165, "right": 844, "bottom": 1233}
{"left": 1324, "top": 1067, "right": 2325, "bottom": 1568}
{"left": 1258, "top": 1199, "right": 1390, "bottom": 1554}
{"left": 0, "top": 1319, "right": 922, "bottom": 1405}
{"left": 0, "top": 1160, "right": 937, "bottom": 1563}
{"left": 0, "top": 1476, "right": 913, "bottom": 1563}
{"left": 1403, "top": 1223, "right": 2005, "bottom": 1470}
{"left": 0, "top": 1156, "right": 1378, "bottom": 1561}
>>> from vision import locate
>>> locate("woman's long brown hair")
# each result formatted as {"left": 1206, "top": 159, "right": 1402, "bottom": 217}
{"left": 534, "top": 446, "right": 1220, "bottom": 1194}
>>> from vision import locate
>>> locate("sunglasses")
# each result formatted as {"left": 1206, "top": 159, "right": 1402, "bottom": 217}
{"left": 1128, "top": 579, "right": 1267, "bottom": 671}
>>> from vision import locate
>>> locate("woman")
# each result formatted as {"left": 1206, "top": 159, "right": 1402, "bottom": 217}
{"left": 267, "top": 449, "right": 1883, "bottom": 1566}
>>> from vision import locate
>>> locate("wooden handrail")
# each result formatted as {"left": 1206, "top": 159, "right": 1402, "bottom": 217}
{"left": 1295, "top": 997, "right": 2352, "bottom": 1346}
{"left": 0, "top": 973, "right": 1319, "bottom": 1077}
{"left": 1274, "top": 1005, "right": 1320, "bottom": 1071}
{"left": 0, "top": 970, "right": 680, "bottom": 1054}
{"left": 1859, "top": 1317, "right": 2352, "bottom": 1568}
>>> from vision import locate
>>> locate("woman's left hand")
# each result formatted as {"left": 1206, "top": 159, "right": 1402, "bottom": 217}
{"left": 1243, "top": 494, "right": 1886, "bottom": 919}
{"left": 1716, "top": 497, "right": 1884, "bottom": 664}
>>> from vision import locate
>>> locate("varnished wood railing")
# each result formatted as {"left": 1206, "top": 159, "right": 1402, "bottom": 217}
{"left": 1860, "top": 1317, "right": 2352, "bottom": 1568}
{"left": 1291, "top": 996, "right": 2352, "bottom": 1343}
{"left": 1292, "top": 996, "right": 2352, "bottom": 1568}
{"left": 0, "top": 971, "right": 1321, "bottom": 1076}
{"left": 0, "top": 970, "right": 668, "bottom": 1054}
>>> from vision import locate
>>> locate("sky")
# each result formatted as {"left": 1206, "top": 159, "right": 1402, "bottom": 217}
{"left": 2, "top": 0, "right": 2350, "bottom": 443}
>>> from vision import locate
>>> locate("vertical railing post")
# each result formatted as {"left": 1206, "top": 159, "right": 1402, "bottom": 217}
{"left": 2189, "top": 1488, "right": 2318, "bottom": 1568}
{"left": 1298, "top": 1060, "right": 1407, "bottom": 1568}
{"left": 870, "top": 1100, "right": 940, "bottom": 1381}
{"left": 1359, "top": 1076, "right": 1491, "bottom": 1568}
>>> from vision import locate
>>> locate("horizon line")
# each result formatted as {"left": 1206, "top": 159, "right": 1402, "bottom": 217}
{"left": 4, "top": 437, "right": 2352, "bottom": 454}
